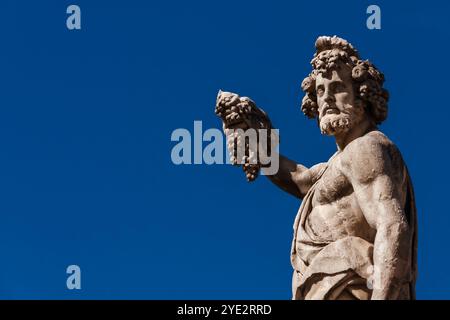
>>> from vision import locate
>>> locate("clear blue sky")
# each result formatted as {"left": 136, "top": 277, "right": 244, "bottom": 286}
{"left": 0, "top": 0, "right": 448, "bottom": 299}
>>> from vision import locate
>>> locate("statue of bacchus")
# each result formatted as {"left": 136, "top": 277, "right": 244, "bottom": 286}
{"left": 215, "top": 36, "right": 418, "bottom": 300}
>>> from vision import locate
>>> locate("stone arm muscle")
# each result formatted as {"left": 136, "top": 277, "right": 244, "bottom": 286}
{"left": 265, "top": 153, "right": 326, "bottom": 199}
{"left": 341, "top": 138, "right": 412, "bottom": 300}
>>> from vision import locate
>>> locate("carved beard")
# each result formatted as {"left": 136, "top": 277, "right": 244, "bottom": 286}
{"left": 319, "top": 105, "right": 365, "bottom": 136}
{"left": 320, "top": 114, "right": 352, "bottom": 135}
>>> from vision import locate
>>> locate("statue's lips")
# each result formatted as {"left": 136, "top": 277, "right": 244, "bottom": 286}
{"left": 323, "top": 107, "right": 340, "bottom": 116}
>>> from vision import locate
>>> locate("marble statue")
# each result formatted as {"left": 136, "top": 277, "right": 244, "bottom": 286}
{"left": 215, "top": 36, "right": 418, "bottom": 300}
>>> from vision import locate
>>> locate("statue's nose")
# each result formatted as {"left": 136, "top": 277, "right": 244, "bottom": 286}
{"left": 323, "top": 91, "right": 335, "bottom": 104}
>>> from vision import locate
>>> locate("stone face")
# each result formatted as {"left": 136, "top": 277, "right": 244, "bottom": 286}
{"left": 216, "top": 35, "right": 417, "bottom": 300}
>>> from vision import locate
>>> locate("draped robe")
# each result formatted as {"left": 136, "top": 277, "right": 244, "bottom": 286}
{"left": 290, "top": 155, "right": 418, "bottom": 300}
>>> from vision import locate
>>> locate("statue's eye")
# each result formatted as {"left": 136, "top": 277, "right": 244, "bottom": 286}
{"left": 333, "top": 83, "right": 346, "bottom": 93}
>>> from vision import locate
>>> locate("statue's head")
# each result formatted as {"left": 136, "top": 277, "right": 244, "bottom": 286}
{"left": 301, "top": 36, "right": 389, "bottom": 136}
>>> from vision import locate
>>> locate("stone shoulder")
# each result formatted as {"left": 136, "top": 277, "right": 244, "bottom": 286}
{"left": 339, "top": 130, "right": 401, "bottom": 184}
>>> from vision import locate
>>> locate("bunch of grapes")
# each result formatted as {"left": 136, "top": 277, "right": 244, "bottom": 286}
{"left": 217, "top": 92, "right": 274, "bottom": 182}
{"left": 242, "top": 162, "right": 260, "bottom": 182}
{"left": 215, "top": 93, "right": 254, "bottom": 127}
{"left": 224, "top": 128, "right": 261, "bottom": 181}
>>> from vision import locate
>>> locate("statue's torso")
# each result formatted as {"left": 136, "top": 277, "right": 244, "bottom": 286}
{"left": 307, "top": 157, "right": 376, "bottom": 244}
{"left": 300, "top": 131, "right": 407, "bottom": 246}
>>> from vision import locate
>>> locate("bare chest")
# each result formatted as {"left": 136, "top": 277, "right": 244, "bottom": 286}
{"left": 306, "top": 163, "right": 375, "bottom": 242}
{"left": 312, "top": 164, "right": 352, "bottom": 205}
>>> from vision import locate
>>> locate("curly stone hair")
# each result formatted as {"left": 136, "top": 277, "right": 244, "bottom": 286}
{"left": 300, "top": 36, "right": 389, "bottom": 125}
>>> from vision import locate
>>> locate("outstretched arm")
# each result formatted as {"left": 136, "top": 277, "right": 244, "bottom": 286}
{"left": 342, "top": 137, "right": 412, "bottom": 300}
{"left": 265, "top": 153, "right": 326, "bottom": 199}
{"left": 215, "top": 90, "right": 326, "bottom": 199}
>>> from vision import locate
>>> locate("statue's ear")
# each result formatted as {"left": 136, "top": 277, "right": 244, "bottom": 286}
{"left": 354, "top": 97, "right": 365, "bottom": 110}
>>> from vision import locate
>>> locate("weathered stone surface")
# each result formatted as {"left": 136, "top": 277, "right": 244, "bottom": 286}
{"left": 215, "top": 36, "right": 417, "bottom": 300}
